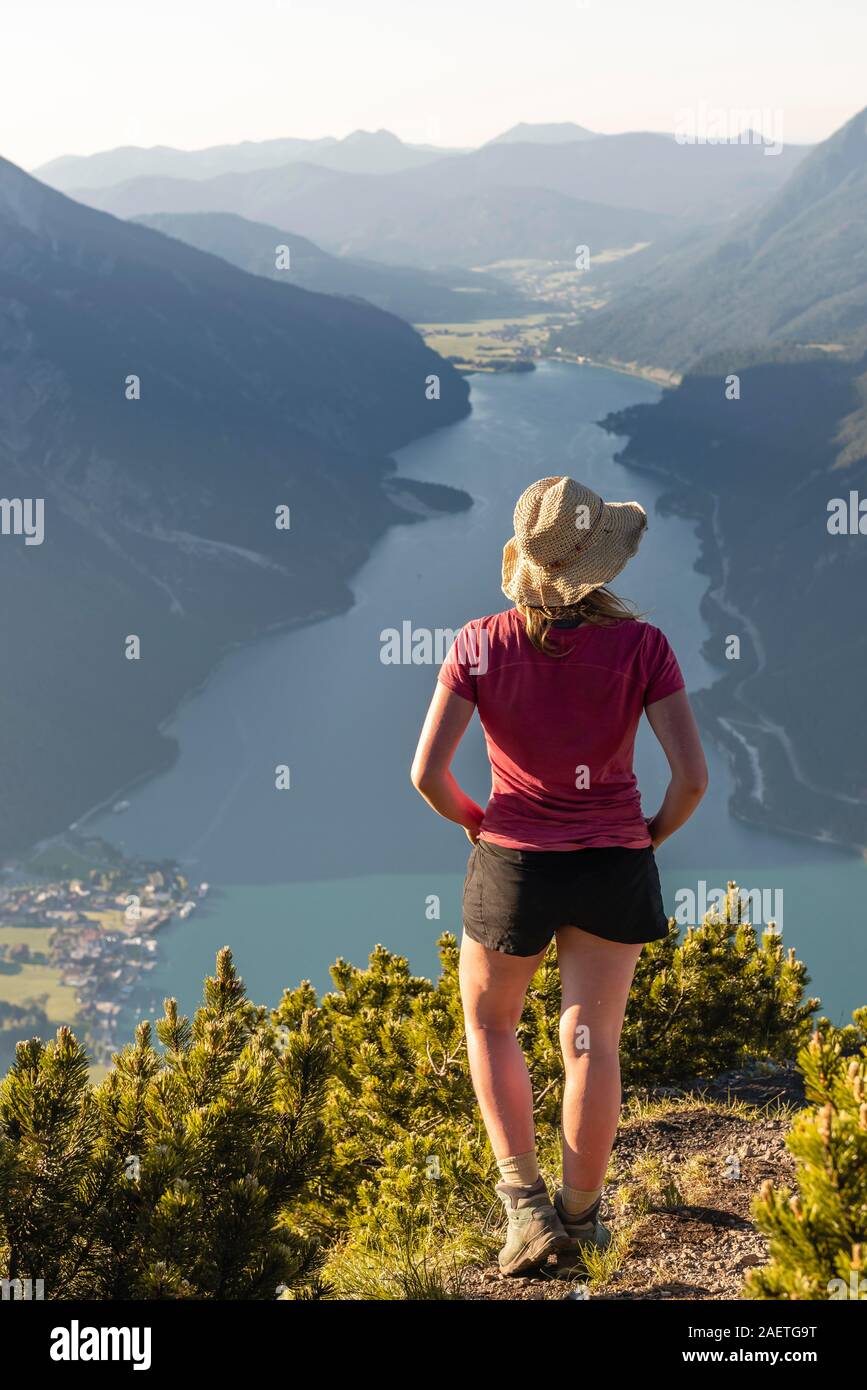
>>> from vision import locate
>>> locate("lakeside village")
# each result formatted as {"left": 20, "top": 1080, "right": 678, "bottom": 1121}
{"left": 0, "top": 833, "right": 207, "bottom": 1066}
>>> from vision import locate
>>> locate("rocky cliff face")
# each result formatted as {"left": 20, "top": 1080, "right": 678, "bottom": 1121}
{"left": 0, "top": 157, "right": 470, "bottom": 856}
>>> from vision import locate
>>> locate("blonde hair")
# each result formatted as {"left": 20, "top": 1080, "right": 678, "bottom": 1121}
{"left": 516, "top": 586, "right": 642, "bottom": 655}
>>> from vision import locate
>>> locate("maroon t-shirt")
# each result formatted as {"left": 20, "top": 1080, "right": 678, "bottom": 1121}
{"left": 437, "top": 609, "right": 685, "bottom": 850}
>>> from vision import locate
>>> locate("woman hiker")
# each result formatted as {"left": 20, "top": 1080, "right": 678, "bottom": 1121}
{"left": 411, "top": 476, "right": 708, "bottom": 1276}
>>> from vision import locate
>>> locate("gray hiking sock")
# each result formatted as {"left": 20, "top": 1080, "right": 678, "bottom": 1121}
{"left": 496, "top": 1176, "right": 549, "bottom": 1209}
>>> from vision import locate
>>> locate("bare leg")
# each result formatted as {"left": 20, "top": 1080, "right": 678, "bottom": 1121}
{"left": 458, "top": 932, "right": 546, "bottom": 1159}
{"left": 556, "top": 928, "right": 643, "bottom": 1190}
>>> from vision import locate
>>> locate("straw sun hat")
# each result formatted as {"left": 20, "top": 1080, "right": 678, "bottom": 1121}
{"left": 501, "top": 476, "right": 647, "bottom": 607}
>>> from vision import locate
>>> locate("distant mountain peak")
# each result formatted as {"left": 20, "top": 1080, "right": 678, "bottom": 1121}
{"left": 342, "top": 128, "right": 403, "bottom": 146}
{"left": 487, "top": 121, "right": 597, "bottom": 146}
{"left": 34, "top": 127, "right": 445, "bottom": 193}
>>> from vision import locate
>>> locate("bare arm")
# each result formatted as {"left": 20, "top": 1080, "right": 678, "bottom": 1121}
{"left": 643, "top": 688, "right": 708, "bottom": 849}
{"left": 411, "top": 683, "right": 485, "bottom": 843}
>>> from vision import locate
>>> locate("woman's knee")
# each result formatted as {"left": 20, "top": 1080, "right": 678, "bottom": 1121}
{"left": 464, "top": 996, "right": 522, "bottom": 1036}
{"left": 558, "top": 1011, "right": 621, "bottom": 1065}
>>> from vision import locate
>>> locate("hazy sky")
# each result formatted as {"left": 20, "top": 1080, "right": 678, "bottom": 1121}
{"left": 4, "top": 0, "right": 865, "bottom": 169}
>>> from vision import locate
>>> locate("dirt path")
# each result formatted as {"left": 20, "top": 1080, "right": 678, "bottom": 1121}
{"left": 462, "top": 1067, "right": 801, "bottom": 1302}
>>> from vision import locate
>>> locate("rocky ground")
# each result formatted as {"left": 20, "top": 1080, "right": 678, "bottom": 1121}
{"left": 461, "top": 1065, "right": 802, "bottom": 1302}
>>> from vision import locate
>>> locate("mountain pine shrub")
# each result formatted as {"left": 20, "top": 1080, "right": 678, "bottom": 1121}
{"left": 0, "top": 948, "right": 329, "bottom": 1299}
{"left": 746, "top": 1009, "right": 867, "bottom": 1300}
{"left": 0, "top": 889, "right": 820, "bottom": 1299}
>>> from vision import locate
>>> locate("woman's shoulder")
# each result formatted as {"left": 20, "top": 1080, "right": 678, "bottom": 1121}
{"left": 609, "top": 618, "right": 674, "bottom": 658}
{"left": 458, "top": 608, "right": 520, "bottom": 636}
{"left": 457, "top": 612, "right": 674, "bottom": 651}
{"left": 606, "top": 616, "right": 668, "bottom": 639}
{"left": 450, "top": 609, "right": 522, "bottom": 659}
{"left": 634, "top": 618, "right": 674, "bottom": 647}
{"left": 575, "top": 619, "right": 674, "bottom": 676}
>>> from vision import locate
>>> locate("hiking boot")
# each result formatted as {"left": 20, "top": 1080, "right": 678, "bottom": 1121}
{"left": 496, "top": 1176, "right": 571, "bottom": 1276}
{"left": 552, "top": 1190, "right": 611, "bottom": 1275}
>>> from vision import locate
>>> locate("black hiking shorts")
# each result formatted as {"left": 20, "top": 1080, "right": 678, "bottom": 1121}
{"left": 462, "top": 838, "right": 670, "bottom": 956}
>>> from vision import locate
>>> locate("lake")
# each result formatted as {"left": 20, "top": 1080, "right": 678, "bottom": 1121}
{"left": 84, "top": 362, "right": 864, "bottom": 1023}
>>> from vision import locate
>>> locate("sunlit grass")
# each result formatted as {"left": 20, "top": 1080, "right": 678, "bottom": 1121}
{"left": 0, "top": 960, "right": 78, "bottom": 1024}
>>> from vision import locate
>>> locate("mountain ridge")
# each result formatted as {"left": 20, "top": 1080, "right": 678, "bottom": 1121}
{"left": 555, "top": 105, "right": 867, "bottom": 370}
{"left": 65, "top": 132, "right": 807, "bottom": 269}
{"left": 33, "top": 128, "right": 461, "bottom": 190}
{"left": 130, "top": 209, "right": 544, "bottom": 322}
{"left": 579, "top": 107, "right": 867, "bottom": 847}
{"left": 0, "top": 155, "right": 470, "bottom": 856}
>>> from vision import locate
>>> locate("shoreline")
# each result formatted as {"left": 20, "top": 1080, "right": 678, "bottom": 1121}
{"left": 606, "top": 446, "right": 862, "bottom": 858}
{"left": 0, "top": 846, "right": 203, "bottom": 1068}
{"left": 547, "top": 348, "right": 682, "bottom": 388}
{"left": 417, "top": 308, "right": 682, "bottom": 388}
{"left": 17, "top": 468, "right": 472, "bottom": 869}
{"left": 67, "top": 599, "right": 357, "bottom": 843}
